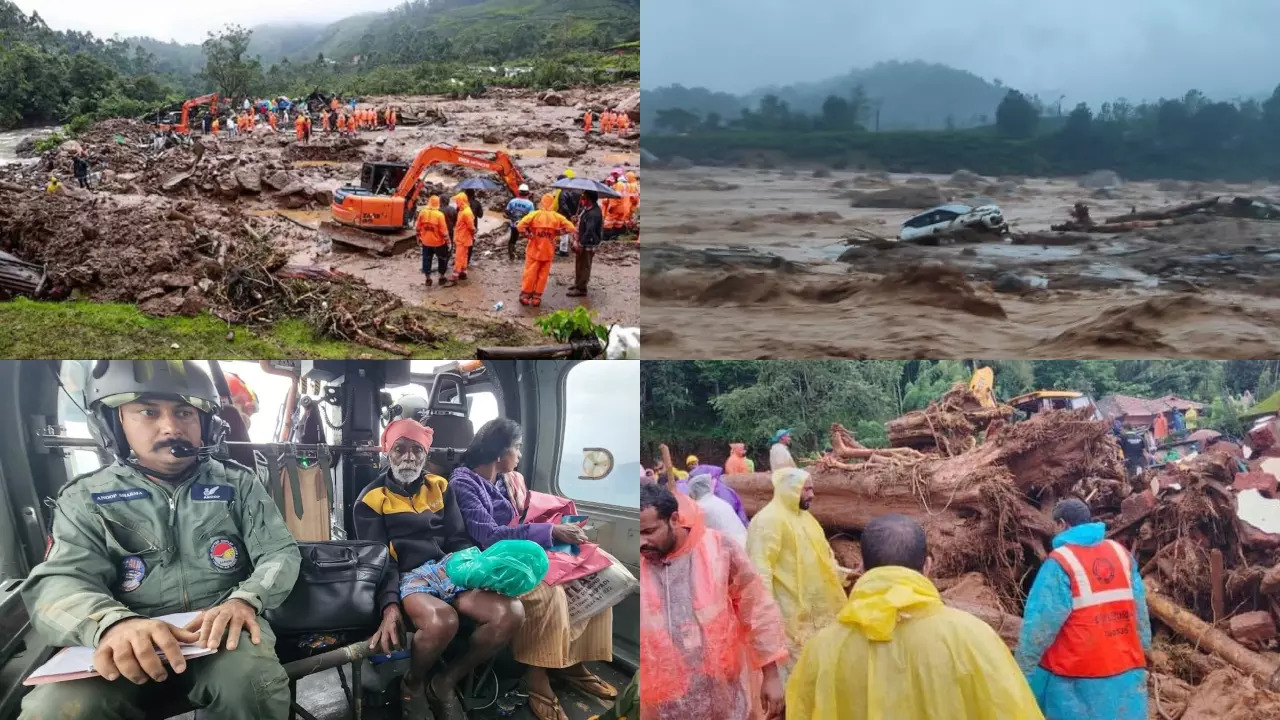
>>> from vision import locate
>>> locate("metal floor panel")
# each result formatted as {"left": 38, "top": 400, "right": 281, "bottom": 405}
{"left": 169, "top": 661, "right": 629, "bottom": 719}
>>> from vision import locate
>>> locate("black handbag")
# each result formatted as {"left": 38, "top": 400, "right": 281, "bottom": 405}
{"left": 265, "top": 540, "right": 392, "bottom": 634}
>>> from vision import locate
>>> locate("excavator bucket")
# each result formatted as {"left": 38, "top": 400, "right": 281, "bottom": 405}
{"left": 319, "top": 221, "right": 417, "bottom": 256}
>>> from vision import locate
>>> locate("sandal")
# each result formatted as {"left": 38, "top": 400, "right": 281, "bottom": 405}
{"left": 425, "top": 676, "right": 466, "bottom": 720}
{"left": 526, "top": 688, "right": 569, "bottom": 720}
{"left": 556, "top": 669, "right": 617, "bottom": 700}
{"left": 530, "top": 294, "right": 542, "bottom": 307}
{"left": 400, "top": 677, "right": 432, "bottom": 720}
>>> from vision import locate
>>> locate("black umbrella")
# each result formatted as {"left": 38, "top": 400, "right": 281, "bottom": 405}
{"left": 453, "top": 177, "right": 503, "bottom": 192}
{"left": 551, "top": 176, "right": 621, "bottom": 198}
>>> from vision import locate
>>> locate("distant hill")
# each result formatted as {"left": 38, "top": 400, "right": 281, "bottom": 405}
{"left": 133, "top": 0, "right": 637, "bottom": 76}
{"left": 644, "top": 60, "right": 1011, "bottom": 131}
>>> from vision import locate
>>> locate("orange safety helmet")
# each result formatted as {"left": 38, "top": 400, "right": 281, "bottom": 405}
{"left": 225, "top": 372, "right": 259, "bottom": 416}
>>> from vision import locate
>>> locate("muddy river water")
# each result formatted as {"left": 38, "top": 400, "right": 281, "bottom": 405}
{"left": 641, "top": 167, "right": 1280, "bottom": 358}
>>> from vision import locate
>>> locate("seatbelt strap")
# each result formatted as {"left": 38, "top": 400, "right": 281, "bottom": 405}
{"left": 317, "top": 450, "right": 333, "bottom": 526}
{"left": 266, "top": 450, "right": 286, "bottom": 518}
{"left": 283, "top": 453, "right": 304, "bottom": 520}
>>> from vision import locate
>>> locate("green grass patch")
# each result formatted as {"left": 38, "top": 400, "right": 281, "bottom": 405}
{"left": 0, "top": 299, "right": 530, "bottom": 359}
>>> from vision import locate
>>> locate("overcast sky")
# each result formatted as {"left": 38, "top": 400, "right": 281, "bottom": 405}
{"left": 642, "top": 0, "right": 1280, "bottom": 106}
{"left": 15, "top": 0, "right": 400, "bottom": 44}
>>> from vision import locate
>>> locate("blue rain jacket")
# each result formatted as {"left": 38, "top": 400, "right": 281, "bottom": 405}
{"left": 1015, "top": 522, "right": 1152, "bottom": 720}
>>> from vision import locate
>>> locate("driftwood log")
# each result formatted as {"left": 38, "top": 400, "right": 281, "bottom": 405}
{"left": 1105, "top": 197, "right": 1221, "bottom": 224}
{"left": 1147, "top": 590, "right": 1280, "bottom": 691}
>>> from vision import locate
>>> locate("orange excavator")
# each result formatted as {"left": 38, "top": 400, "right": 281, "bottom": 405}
{"left": 152, "top": 93, "right": 220, "bottom": 135}
{"left": 323, "top": 144, "right": 528, "bottom": 255}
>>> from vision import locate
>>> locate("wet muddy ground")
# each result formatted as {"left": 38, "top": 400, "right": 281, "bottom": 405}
{"left": 641, "top": 167, "right": 1280, "bottom": 357}
{"left": 0, "top": 87, "right": 640, "bottom": 344}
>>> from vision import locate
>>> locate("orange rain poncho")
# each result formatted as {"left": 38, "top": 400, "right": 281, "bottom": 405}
{"left": 415, "top": 196, "right": 449, "bottom": 247}
{"left": 452, "top": 194, "right": 476, "bottom": 277}
{"left": 724, "top": 443, "right": 750, "bottom": 475}
{"left": 626, "top": 171, "right": 640, "bottom": 213}
{"left": 295, "top": 114, "right": 306, "bottom": 140}
{"left": 641, "top": 494, "right": 789, "bottom": 720}
{"left": 516, "top": 194, "right": 575, "bottom": 304}
{"left": 746, "top": 468, "right": 849, "bottom": 674}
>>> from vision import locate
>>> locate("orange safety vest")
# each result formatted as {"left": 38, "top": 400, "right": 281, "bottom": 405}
{"left": 1040, "top": 539, "right": 1145, "bottom": 678}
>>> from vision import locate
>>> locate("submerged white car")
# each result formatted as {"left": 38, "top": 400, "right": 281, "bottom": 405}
{"left": 898, "top": 203, "right": 1008, "bottom": 241}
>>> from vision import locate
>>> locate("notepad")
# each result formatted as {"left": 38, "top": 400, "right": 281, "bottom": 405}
{"left": 24, "top": 612, "right": 216, "bottom": 686}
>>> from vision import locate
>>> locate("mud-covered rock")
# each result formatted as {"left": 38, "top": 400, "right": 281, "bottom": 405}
{"left": 540, "top": 91, "right": 565, "bottom": 106}
{"left": 234, "top": 168, "right": 261, "bottom": 194}
{"left": 262, "top": 171, "right": 294, "bottom": 192}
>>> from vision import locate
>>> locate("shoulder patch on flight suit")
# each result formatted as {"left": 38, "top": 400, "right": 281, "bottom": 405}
{"left": 91, "top": 488, "right": 151, "bottom": 504}
{"left": 192, "top": 483, "right": 234, "bottom": 502}
{"left": 208, "top": 536, "right": 242, "bottom": 570}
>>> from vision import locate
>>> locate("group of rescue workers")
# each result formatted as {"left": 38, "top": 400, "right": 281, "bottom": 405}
{"left": 16, "top": 360, "right": 635, "bottom": 720}
{"left": 413, "top": 167, "right": 639, "bottom": 307}
{"left": 640, "top": 429, "right": 1152, "bottom": 720}
{"left": 582, "top": 109, "right": 633, "bottom": 134}
{"left": 198, "top": 95, "right": 400, "bottom": 142}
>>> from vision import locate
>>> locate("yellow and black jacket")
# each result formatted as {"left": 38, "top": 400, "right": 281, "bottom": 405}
{"left": 353, "top": 470, "right": 473, "bottom": 609}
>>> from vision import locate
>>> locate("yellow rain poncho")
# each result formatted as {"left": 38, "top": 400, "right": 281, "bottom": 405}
{"left": 746, "top": 468, "right": 847, "bottom": 671}
{"left": 787, "top": 566, "right": 1044, "bottom": 720}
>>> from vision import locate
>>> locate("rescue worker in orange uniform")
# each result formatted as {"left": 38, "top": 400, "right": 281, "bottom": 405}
{"left": 387, "top": 107, "right": 397, "bottom": 131}
{"left": 603, "top": 178, "right": 631, "bottom": 242}
{"left": 322, "top": 110, "right": 331, "bottom": 133}
{"left": 211, "top": 116, "right": 219, "bottom": 137}
{"left": 450, "top": 192, "right": 476, "bottom": 283}
{"left": 601, "top": 111, "right": 613, "bottom": 134}
{"left": 516, "top": 194, "right": 577, "bottom": 307}
{"left": 583, "top": 110, "right": 593, "bottom": 133}
{"left": 225, "top": 372, "right": 260, "bottom": 429}
{"left": 268, "top": 111, "right": 278, "bottom": 132}
{"left": 1016, "top": 499, "right": 1150, "bottom": 720}
{"left": 347, "top": 113, "right": 358, "bottom": 135}
{"left": 625, "top": 170, "right": 640, "bottom": 215}
{"left": 415, "top": 195, "right": 450, "bottom": 287}
{"left": 295, "top": 113, "right": 307, "bottom": 141}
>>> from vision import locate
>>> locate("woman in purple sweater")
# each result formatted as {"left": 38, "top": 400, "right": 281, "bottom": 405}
{"left": 450, "top": 419, "right": 617, "bottom": 720}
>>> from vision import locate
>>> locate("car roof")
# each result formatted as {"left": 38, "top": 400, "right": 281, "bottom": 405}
{"left": 903, "top": 204, "right": 972, "bottom": 224}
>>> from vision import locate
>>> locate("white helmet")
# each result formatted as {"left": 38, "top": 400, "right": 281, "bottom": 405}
{"left": 518, "top": 183, "right": 530, "bottom": 193}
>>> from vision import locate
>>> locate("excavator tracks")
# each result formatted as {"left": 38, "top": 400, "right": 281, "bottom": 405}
{"left": 319, "top": 221, "right": 417, "bottom": 256}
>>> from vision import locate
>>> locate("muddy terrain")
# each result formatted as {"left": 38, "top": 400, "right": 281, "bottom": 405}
{"left": 0, "top": 86, "right": 640, "bottom": 353}
{"left": 641, "top": 166, "right": 1280, "bottom": 358}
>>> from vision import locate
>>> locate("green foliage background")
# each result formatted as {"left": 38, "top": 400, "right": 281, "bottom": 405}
{"left": 0, "top": 0, "right": 638, "bottom": 131}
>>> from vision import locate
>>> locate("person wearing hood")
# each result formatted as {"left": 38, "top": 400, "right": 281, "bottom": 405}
{"left": 746, "top": 468, "right": 850, "bottom": 677}
{"left": 640, "top": 483, "right": 788, "bottom": 720}
{"left": 416, "top": 195, "right": 451, "bottom": 287}
{"left": 450, "top": 192, "right": 476, "bottom": 283}
{"left": 769, "top": 429, "right": 796, "bottom": 471}
{"left": 1016, "top": 499, "right": 1150, "bottom": 720}
{"left": 675, "top": 455, "right": 748, "bottom": 526}
{"left": 553, "top": 170, "right": 581, "bottom": 256}
{"left": 583, "top": 109, "right": 593, "bottom": 133}
{"left": 463, "top": 188, "right": 484, "bottom": 222}
{"left": 688, "top": 474, "right": 747, "bottom": 547}
{"left": 355, "top": 419, "right": 524, "bottom": 720}
{"left": 568, "top": 190, "right": 603, "bottom": 297}
{"left": 787, "top": 514, "right": 1043, "bottom": 720}
{"left": 449, "top": 419, "right": 617, "bottom": 720}
{"left": 517, "top": 193, "right": 577, "bottom": 307}
{"left": 724, "top": 443, "right": 751, "bottom": 475}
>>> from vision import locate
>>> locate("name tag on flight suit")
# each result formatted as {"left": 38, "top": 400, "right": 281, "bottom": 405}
{"left": 191, "top": 484, "right": 234, "bottom": 501}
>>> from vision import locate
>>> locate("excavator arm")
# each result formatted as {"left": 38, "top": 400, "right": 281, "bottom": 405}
{"left": 397, "top": 145, "right": 528, "bottom": 212}
{"left": 179, "top": 93, "right": 219, "bottom": 134}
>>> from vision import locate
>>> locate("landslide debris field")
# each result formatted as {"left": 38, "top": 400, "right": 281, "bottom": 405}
{"left": 720, "top": 386, "right": 1280, "bottom": 719}
{"left": 641, "top": 166, "right": 1280, "bottom": 358}
{"left": 0, "top": 87, "right": 639, "bottom": 355}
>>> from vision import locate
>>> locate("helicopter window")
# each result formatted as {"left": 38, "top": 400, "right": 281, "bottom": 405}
{"left": 555, "top": 361, "right": 639, "bottom": 509}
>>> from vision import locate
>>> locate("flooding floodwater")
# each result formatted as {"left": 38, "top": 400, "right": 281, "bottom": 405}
{"left": 641, "top": 167, "right": 1280, "bottom": 357}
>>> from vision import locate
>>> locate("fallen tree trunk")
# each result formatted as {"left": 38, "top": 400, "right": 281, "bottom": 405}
{"left": 1105, "top": 197, "right": 1220, "bottom": 223}
{"left": 476, "top": 338, "right": 602, "bottom": 360}
{"left": 945, "top": 599, "right": 1023, "bottom": 649}
{"left": 1147, "top": 590, "right": 1280, "bottom": 691}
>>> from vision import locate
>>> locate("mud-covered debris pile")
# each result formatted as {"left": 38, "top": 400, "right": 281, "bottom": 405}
{"left": 717, "top": 403, "right": 1280, "bottom": 712}
{"left": 886, "top": 382, "right": 1012, "bottom": 455}
{"left": 283, "top": 138, "right": 368, "bottom": 163}
{"left": 0, "top": 186, "right": 522, "bottom": 354}
{"left": 71, "top": 118, "right": 158, "bottom": 174}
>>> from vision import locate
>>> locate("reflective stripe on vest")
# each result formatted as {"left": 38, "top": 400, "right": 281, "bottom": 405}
{"left": 1040, "top": 539, "right": 1146, "bottom": 678}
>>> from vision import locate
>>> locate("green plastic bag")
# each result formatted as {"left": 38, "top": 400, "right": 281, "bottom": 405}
{"left": 445, "top": 539, "right": 548, "bottom": 597}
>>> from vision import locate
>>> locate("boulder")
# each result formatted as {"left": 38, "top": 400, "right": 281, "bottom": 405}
{"left": 993, "top": 273, "right": 1030, "bottom": 294}
{"left": 540, "top": 91, "right": 565, "bottom": 107}
{"left": 262, "top": 171, "right": 294, "bottom": 192}
{"left": 547, "top": 138, "right": 588, "bottom": 158}
{"left": 59, "top": 140, "right": 84, "bottom": 156}
{"left": 310, "top": 187, "right": 331, "bottom": 206}
{"left": 1228, "top": 610, "right": 1276, "bottom": 645}
{"left": 14, "top": 135, "right": 38, "bottom": 158}
{"left": 216, "top": 174, "right": 241, "bottom": 197}
{"left": 848, "top": 184, "right": 946, "bottom": 209}
{"left": 949, "top": 169, "right": 984, "bottom": 186}
{"left": 482, "top": 130, "right": 504, "bottom": 144}
{"left": 234, "top": 168, "right": 261, "bottom": 194}
{"left": 617, "top": 90, "right": 641, "bottom": 122}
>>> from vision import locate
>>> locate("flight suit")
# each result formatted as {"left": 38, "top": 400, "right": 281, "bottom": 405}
{"left": 20, "top": 458, "right": 301, "bottom": 720}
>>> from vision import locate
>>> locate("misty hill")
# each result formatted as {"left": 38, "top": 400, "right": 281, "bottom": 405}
{"left": 130, "top": 0, "right": 636, "bottom": 78}
{"left": 644, "top": 61, "right": 1010, "bottom": 131}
